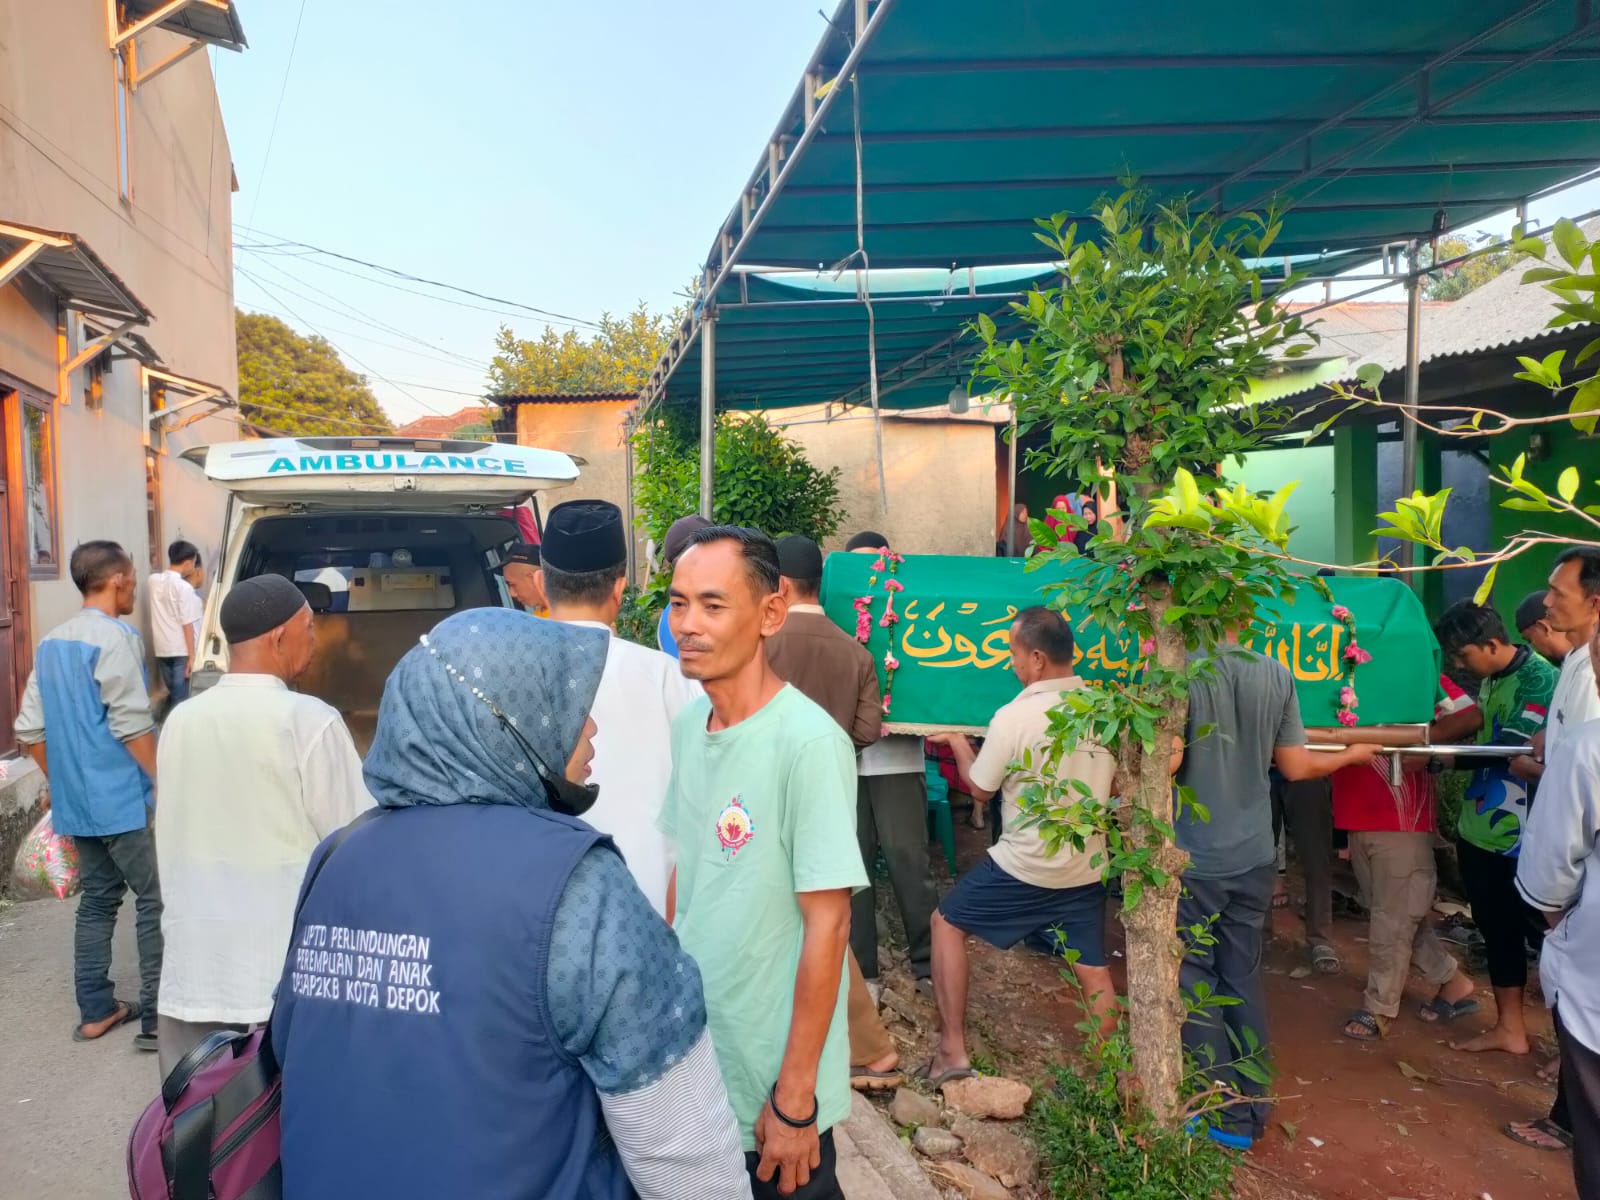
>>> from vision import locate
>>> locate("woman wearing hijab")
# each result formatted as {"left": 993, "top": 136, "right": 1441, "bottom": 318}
{"left": 271, "top": 609, "right": 751, "bottom": 1200}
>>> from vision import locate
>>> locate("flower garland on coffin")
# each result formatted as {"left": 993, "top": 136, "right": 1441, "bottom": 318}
{"left": 1331, "top": 604, "right": 1373, "bottom": 727}
{"left": 853, "top": 548, "right": 905, "bottom": 715}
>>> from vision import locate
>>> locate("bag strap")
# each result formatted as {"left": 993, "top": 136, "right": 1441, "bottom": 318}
{"left": 165, "top": 1098, "right": 217, "bottom": 1200}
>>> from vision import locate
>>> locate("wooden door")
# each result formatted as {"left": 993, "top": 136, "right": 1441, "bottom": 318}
{"left": 0, "top": 387, "right": 28, "bottom": 756}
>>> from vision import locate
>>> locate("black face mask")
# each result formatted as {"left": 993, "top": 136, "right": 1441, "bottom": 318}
{"left": 495, "top": 713, "right": 599, "bottom": 818}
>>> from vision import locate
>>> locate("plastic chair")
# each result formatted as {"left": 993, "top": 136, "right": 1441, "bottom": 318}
{"left": 924, "top": 759, "right": 957, "bottom": 875}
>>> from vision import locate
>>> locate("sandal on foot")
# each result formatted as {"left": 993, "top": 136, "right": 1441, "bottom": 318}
{"left": 913, "top": 1060, "right": 978, "bottom": 1089}
{"left": 1418, "top": 996, "right": 1480, "bottom": 1024}
{"left": 1504, "top": 1118, "right": 1573, "bottom": 1151}
{"left": 850, "top": 1066, "right": 904, "bottom": 1091}
{"left": 1342, "top": 1010, "right": 1388, "bottom": 1041}
{"left": 72, "top": 999, "right": 139, "bottom": 1042}
{"left": 1311, "top": 943, "right": 1341, "bottom": 975}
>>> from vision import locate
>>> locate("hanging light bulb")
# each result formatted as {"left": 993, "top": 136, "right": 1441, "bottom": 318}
{"left": 947, "top": 384, "right": 969, "bottom": 415}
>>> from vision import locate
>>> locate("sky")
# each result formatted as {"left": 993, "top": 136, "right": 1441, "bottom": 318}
{"left": 214, "top": 4, "right": 1600, "bottom": 427}
{"left": 217, "top": 0, "right": 832, "bottom": 425}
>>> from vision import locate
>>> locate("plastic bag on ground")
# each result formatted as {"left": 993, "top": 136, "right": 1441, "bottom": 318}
{"left": 11, "top": 808, "right": 80, "bottom": 900}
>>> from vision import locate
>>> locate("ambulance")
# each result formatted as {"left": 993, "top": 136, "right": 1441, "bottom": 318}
{"left": 184, "top": 436, "right": 580, "bottom": 752}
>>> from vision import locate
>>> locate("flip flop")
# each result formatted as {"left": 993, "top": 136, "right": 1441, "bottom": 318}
{"left": 72, "top": 999, "right": 139, "bottom": 1042}
{"left": 850, "top": 1066, "right": 905, "bottom": 1091}
{"left": 1418, "top": 996, "right": 1481, "bottom": 1024}
{"left": 914, "top": 1060, "right": 979, "bottom": 1088}
{"left": 1341, "top": 1010, "right": 1388, "bottom": 1041}
{"left": 1503, "top": 1118, "right": 1573, "bottom": 1151}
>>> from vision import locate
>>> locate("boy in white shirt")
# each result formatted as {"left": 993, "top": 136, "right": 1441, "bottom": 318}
{"left": 147, "top": 540, "right": 204, "bottom": 718}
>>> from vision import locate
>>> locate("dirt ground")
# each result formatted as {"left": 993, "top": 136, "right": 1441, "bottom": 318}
{"left": 874, "top": 815, "right": 1576, "bottom": 1200}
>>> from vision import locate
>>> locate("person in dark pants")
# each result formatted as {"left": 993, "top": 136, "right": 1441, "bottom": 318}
{"left": 14, "top": 541, "right": 162, "bottom": 1052}
{"left": 766, "top": 533, "right": 907, "bottom": 1091}
{"left": 1517, "top": 625, "right": 1600, "bottom": 1199}
{"left": 841, "top": 531, "right": 937, "bottom": 988}
{"left": 1434, "top": 600, "right": 1558, "bottom": 1056}
{"left": 1176, "top": 633, "right": 1380, "bottom": 1148}
{"left": 1270, "top": 772, "right": 1338, "bottom": 972}
{"left": 146, "top": 540, "right": 204, "bottom": 721}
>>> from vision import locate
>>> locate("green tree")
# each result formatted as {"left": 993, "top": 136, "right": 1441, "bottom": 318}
{"left": 1420, "top": 235, "right": 1516, "bottom": 301}
{"left": 236, "top": 310, "right": 393, "bottom": 436}
{"left": 632, "top": 410, "right": 843, "bottom": 583}
{"left": 971, "top": 188, "right": 1313, "bottom": 1125}
{"left": 487, "top": 302, "right": 677, "bottom": 395}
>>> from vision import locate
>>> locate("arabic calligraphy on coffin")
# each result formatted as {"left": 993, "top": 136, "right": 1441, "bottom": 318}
{"left": 895, "top": 600, "right": 1350, "bottom": 683}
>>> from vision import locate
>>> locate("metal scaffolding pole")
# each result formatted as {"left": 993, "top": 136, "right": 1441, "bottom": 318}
{"left": 699, "top": 316, "right": 716, "bottom": 519}
{"left": 1400, "top": 240, "right": 1422, "bottom": 577}
{"left": 623, "top": 414, "right": 638, "bottom": 586}
{"left": 1006, "top": 408, "right": 1019, "bottom": 555}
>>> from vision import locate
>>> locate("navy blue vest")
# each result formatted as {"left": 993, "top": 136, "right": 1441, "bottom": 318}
{"left": 273, "top": 804, "right": 635, "bottom": 1200}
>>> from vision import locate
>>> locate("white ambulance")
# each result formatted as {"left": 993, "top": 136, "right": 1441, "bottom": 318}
{"left": 185, "top": 436, "right": 580, "bottom": 753}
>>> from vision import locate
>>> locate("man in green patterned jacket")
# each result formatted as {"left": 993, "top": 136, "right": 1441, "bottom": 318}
{"left": 1435, "top": 600, "right": 1558, "bottom": 1057}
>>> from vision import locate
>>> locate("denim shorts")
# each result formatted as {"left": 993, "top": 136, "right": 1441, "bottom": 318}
{"left": 938, "top": 855, "right": 1108, "bottom": 967}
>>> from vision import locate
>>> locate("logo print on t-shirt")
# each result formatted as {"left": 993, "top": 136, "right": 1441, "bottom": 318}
{"left": 714, "top": 797, "right": 755, "bottom": 858}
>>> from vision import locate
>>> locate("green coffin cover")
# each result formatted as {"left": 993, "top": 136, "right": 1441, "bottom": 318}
{"left": 819, "top": 554, "right": 1439, "bottom": 731}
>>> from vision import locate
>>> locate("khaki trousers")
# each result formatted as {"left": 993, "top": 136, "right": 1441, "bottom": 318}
{"left": 1349, "top": 831, "right": 1458, "bottom": 1019}
{"left": 846, "top": 950, "right": 895, "bottom": 1066}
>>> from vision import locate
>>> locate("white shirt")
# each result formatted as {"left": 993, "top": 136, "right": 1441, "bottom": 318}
{"left": 565, "top": 620, "right": 702, "bottom": 917}
{"left": 968, "top": 676, "right": 1116, "bottom": 889}
{"left": 155, "top": 674, "right": 374, "bottom": 1023}
{"left": 147, "top": 569, "right": 203, "bottom": 659}
{"left": 1518, "top": 717, "right": 1600, "bottom": 1053}
{"left": 1548, "top": 644, "right": 1600, "bottom": 763}
{"left": 858, "top": 734, "right": 924, "bottom": 777}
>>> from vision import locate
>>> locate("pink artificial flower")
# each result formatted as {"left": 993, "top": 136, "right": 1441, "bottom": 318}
{"left": 855, "top": 615, "right": 871, "bottom": 643}
{"left": 1330, "top": 605, "right": 1351, "bottom": 622}
{"left": 1339, "top": 686, "right": 1358, "bottom": 707}
{"left": 881, "top": 694, "right": 892, "bottom": 714}
{"left": 854, "top": 595, "right": 872, "bottom": 612}
{"left": 1343, "top": 644, "right": 1373, "bottom": 665}
{"left": 1336, "top": 709, "right": 1359, "bottom": 727}
{"left": 883, "top": 578, "right": 904, "bottom": 593}
{"left": 884, "top": 652, "right": 900, "bottom": 671}
{"left": 1140, "top": 638, "right": 1156, "bottom": 656}
{"left": 872, "top": 558, "right": 887, "bottom": 573}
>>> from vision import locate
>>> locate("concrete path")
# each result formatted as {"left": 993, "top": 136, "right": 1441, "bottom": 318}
{"left": 0, "top": 894, "right": 156, "bottom": 1199}
{"left": 837, "top": 1092, "right": 944, "bottom": 1200}
{"left": 0, "top": 896, "right": 940, "bottom": 1200}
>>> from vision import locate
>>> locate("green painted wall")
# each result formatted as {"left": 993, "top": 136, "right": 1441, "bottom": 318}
{"left": 1489, "top": 420, "right": 1598, "bottom": 622}
{"left": 1231, "top": 445, "right": 1338, "bottom": 572}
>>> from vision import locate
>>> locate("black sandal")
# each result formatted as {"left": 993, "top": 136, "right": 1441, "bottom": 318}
{"left": 1503, "top": 1118, "right": 1573, "bottom": 1151}
{"left": 1342, "top": 1010, "right": 1387, "bottom": 1041}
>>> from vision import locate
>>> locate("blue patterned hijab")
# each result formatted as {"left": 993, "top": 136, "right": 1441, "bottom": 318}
{"left": 363, "top": 609, "right": 608, "bottom": 812}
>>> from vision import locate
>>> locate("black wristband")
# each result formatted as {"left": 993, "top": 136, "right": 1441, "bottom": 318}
{"left": 769, "top": 1083, "right": 818, "bottom": 1128}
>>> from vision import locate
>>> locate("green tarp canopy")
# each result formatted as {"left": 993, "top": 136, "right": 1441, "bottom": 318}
{"left": 820, "top": 554, "right": 1440, "bottom": 731}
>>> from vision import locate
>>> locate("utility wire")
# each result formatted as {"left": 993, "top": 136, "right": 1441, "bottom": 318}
{"left": 234, "top": 223, "right": 602, "bottom": 329}
{"left": 236, "top": 246, "right": 486, "bottom": 367}
{"left": 247, "top": 0, "right": 310, "bottom": 230}
{"left": 235, "top": 265, "right": 453, "bottom": 420}
{"left": 235, "top": 242, "right": 599, "bottom": 330}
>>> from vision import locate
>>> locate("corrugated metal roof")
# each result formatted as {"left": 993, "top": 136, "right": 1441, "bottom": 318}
{"left": 124, "top": 0, "right": 247, "bottom": 51}
{"left": 1271, "top": 215, "right": 1600, "bottom": 400}
{"left": 0, "top": 221, "right": 153, "bottom": 323}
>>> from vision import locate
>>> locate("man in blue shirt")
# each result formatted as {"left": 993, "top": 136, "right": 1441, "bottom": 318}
{"left": 16, "top": 540, "right": 161, "bottom": 1051}
{"left": 656, "top": 514, "right": 709, "bottom": 657}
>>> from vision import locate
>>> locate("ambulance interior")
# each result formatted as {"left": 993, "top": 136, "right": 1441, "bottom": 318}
{"left": 227, "top": 511, "right": 522, "bottom": 754}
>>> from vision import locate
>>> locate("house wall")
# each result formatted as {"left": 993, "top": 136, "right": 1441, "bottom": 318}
{"left": 0, "top": 3, "right": 239, "bottom": 872}
{"left": 513, "top": 400, "right": 643, "bottom": 564}
{"left": 778, "top": 410, "right": 997, "bottom": 557}
{"left": 1489, "top": 419, "right": 1598, "bottom": 626}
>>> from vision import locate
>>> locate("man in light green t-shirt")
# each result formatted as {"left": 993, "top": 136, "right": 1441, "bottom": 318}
{"left": 660, "top": 526, "right": 867, "bottom": 1200}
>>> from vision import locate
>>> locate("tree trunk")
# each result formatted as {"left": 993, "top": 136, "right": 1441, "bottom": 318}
{"left": 1118, "top": 588, "right": 1191, "bottom": 1125}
